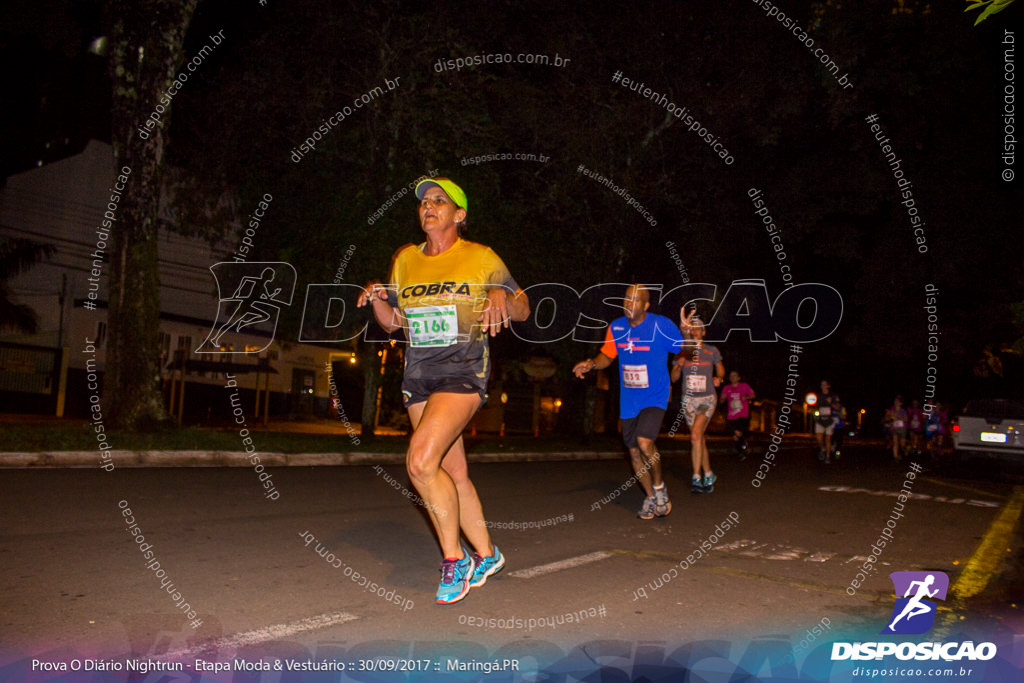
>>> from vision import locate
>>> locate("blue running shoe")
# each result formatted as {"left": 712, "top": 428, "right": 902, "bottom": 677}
{"left": 703, "top": 472, "right": 717, "bottom": 493}
{"left": 469, "top": 545, "right": 505, "bottom": 588}
{"left": 436, "top": 553, "right": 475, "bottom": 604}
{"left": 691, "top": 474, "right": 704, "bottom": 494}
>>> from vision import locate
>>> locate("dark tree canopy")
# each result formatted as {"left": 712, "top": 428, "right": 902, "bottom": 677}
{"left": 4, "top": 0, "right": 1019, "bottom": 427}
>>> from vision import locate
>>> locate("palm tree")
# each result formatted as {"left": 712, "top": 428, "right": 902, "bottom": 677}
{"left": 0, "top": 237, "right": 56, "bottom": 333}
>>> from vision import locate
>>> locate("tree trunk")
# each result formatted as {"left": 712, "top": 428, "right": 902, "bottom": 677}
{"left": 359, "top": 343, "right": 382, "bottom": 439}
{"left": 104, "top": 0, "right": 198, "bottom": 429}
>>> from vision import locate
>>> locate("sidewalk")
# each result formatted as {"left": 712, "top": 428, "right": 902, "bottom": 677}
{"left": 0, "top": 412, "right": 821, "bottom": 468}
{"left": 0, "top": 436, "right": 821, "bottom": 468}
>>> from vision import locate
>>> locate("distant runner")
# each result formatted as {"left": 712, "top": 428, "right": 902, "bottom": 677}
{"left": 924, "top": 402, "right": 948, "bottom": 461}
{"left": 829, "top": 393, "right": 847, "bottom": 460}
{"left": 907, "top": 399, "right": 925, "bottom": 458}
{"left": 815, "top": 380, "right": 836, "bottom": 463}
{"left": 671, "top": 317, "right": 725, "bottom": 493}
{"left": 719, "top": 370, "right": 755, "bottom": 460}
{"left": 884, "top": 396, "right": 908, "bottom": 462}
{"left": 573, "top": 285, "right": 688, "bottom": 519}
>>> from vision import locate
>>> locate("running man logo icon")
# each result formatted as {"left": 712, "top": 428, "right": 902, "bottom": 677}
{"left": 197, "top": 262, "right": 296, "bottom": 354}
{"left": 881, "top": 571, "right": 949, "bottom": 635}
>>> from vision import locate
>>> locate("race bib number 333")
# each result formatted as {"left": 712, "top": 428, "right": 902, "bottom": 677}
{"left": 406, "top": 305, "right": 458, "bottom": 347}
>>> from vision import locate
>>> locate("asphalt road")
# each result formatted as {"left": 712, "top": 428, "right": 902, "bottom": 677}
{"left": 1, "top": 441, "right": 1020, "bottom": 678}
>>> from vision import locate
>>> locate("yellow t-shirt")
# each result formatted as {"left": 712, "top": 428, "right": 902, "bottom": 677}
{"left": 388, "top": 238, "right": 518, "bottom": 380}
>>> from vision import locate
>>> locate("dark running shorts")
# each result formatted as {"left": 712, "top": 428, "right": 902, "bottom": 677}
{"left": 621, "top": 407, "right": 666, "bottom": 449}
{"left": 401, "top": 375, "right": 487, "bottom": 408}
{"left": 727, "top": 417, "right": 750, "bottom": 433}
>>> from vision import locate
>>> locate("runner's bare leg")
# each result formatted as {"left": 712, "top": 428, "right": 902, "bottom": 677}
{"left": 406, "top": 392, "right": 482, "bottom": 560}
{"left": 439, "top": 434, "right": 493, "bottom": 558}
{"left": 690, "top": 413, "right": 710, "bottom": 475}
{"left": 636, "top": 437, "right": 663, "bottom": 492}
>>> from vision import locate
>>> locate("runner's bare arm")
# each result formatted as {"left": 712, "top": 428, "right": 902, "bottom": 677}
{"left": 681, "top": 307, "right": 699, "bottom": 329}
{"left": 356, "top": 280, "right": 402, "bottom": 333}
{"left": 713, "top": 361, "right": 726, "bottom": 388}
{"left": 479, "top": 287, "right": 530, "bottom": 337}
{"left": 573, "top": 353, "right": 612, "bottom": 379}
{"left": 669, "top": 353, "right": 684, "bottom": 383}
{"left": 507, "top": 287, "right": 530, "bottom": 322}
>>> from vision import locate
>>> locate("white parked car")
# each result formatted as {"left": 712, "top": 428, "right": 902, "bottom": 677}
{"left": 952, "top": 399, "right": 1024, "bottom": 460}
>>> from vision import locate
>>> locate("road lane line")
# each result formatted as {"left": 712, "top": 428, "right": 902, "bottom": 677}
{"left": 950, "top": 485, "right": 1024, "bottom": 601}
{"left": 158, "top": 611, "right": 360, "bottom": 660}
{"left": 921, "top": 476, "right": 1009, "bottom": 499}
{"left": 934, "top": 485, "right": 1024, "bottom": 637}
{"left": 817, "top": 485, "right": 1002, "bottom": 507}
{"left": 510, "top": 551, "right": 614, "bottom": 579}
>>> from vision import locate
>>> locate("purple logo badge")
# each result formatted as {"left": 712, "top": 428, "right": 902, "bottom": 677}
{"left": 882, "top": 571, "right": 949, "bottom": 635}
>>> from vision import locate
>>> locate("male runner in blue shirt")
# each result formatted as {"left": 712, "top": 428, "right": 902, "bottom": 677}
{"left": 573, "top": 284, "right": 688, "bottom": 519}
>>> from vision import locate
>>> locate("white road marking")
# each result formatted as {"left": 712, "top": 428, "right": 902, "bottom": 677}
{"left": 805, "top": 552, "right": 836, "bottom": 563}
{"left": 716, "top": 539, "right": 838, "bottom": 563}
{"left": 818, "top": 485, "right": 1001, "bottom": 508}
{"left": 847, "top": 555, "right": 891, "bottom": 567}
{"left": 158, "top": 611, "right": 359, "bottom": 660}
{"left": 510, "top": 551, "right": 614, "bottom": 579}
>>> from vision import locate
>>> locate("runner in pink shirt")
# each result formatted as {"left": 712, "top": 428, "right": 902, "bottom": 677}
{"left": 719, "top": 371, "right": 755, "bottom": 459}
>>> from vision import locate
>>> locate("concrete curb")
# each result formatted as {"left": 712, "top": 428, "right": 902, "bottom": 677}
{"left": 0, "top": 444, "right": 763, "bottom": 468}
